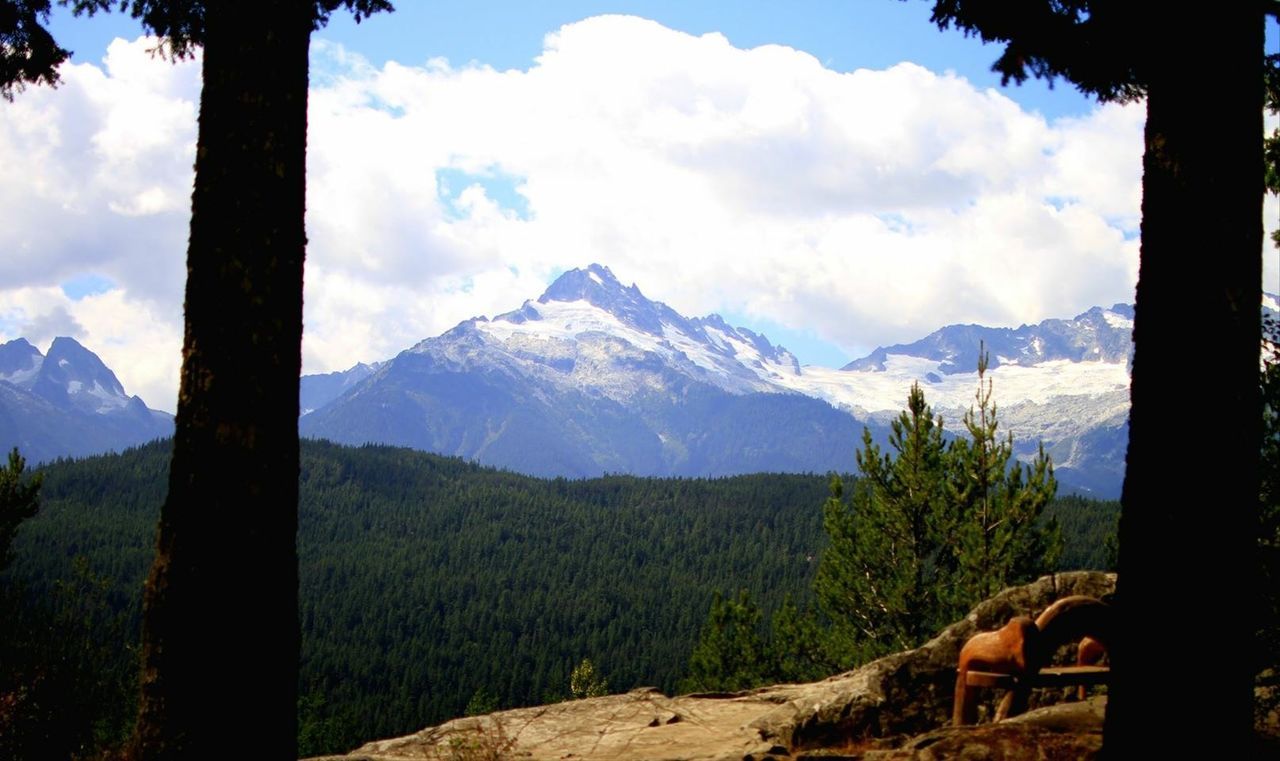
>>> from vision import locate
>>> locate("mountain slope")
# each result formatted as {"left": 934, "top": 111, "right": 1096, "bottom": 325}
{"left": 301, "top": 265, "right": 1135, "bottom": 493}
{"left": 302, "top": 265, "right": 868, "bottom": 478}
{"left": 843, "top": 304, "right": 1134, "bottom": 374}
{"left": 0, "top": 337, "right": 172, "bottom": 463}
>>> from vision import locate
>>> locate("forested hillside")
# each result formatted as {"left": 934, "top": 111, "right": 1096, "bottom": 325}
{"left": 2, "top": 439, "right": 1116, "bottom": 755}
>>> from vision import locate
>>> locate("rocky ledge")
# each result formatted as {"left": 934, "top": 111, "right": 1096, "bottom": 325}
{"left": 309, "top": 572, "right": 1118, "bottom": 761}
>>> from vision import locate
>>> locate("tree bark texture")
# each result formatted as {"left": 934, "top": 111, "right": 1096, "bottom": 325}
{"left": 1105, "top": 7, "right": 1261, "bottom": 755}
{"left": 132, "top": 5, "right": 312, "bottom": 758}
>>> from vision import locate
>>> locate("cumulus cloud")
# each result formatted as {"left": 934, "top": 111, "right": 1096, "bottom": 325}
{"left": 303, "top": 15, "right": 1142, "bottom": 359}
{"left": 1, "top": 17, "right": 1148, "bottom": 411}
{"left": 21, "top": 303, "right": 85, "bottom": 346}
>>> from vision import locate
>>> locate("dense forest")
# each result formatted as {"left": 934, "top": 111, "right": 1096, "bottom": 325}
{"left": 0, "top": 438, "right": 1117, "bottom": 756}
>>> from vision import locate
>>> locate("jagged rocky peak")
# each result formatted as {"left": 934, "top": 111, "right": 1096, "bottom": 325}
{"left": 33, "top": 336, "right": 131, "bottom": 413}
{"left": 843, "top": 303, "right": 1136, "bottom": 375}
{"left": 538, "top": 263, "right": 629, "bottom": 303}
{"left": 40, "top": 336, "right": 128, "bottom": 396}
{"left": 528, "top": 264, "right": 680, "bottom": 336}
{"left": 0, "top": 337, "right": 44, "bottom": 383}
{"left": 1, "top": 334, "right": 172, "bottom": 464}
{"left": 299, "top": 360, "right": 385, "bottom": 415}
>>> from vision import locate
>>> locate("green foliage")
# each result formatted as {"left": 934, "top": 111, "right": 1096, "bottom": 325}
{"left": 948, "top": 349, "right": 1060, "bottom": 603}
{"left": 680, "top": 590, "right": 769, "bottom": 693}
{"left": 815, "top": 384, "right": 957, "bottom": 665}
{"left": 768, "top": 594, "right": 831, "bottom": 683}
{"left": 464, "top": 687, "right": 500, "bottom": 717}
{"left": 1042, "top": 494, "right": 1118, "bottom": 571}
{"left": 1, "top": 1, "right": 394, "bottom": 99}
{"left": 0, "top": 447, "right": 41, "bottom": 571}
{"left": 8, "top": 440, "right": 829, "bottom": 755}
{"left": 298, "top": 689, "right": 346, "bottom": 758}
{"left": 814, "top": 350, "right": 1059, "bottom": 667}
{"left": 0, "top": 1, "right": 69, "bottom": 100}
{"left": 7, "top": 438, "right": 1113, "bottom": 756}
{"left": 569, "top": 658, "right": 609, "bottom": 699}
{"left": 1, "top": 554, "right": 138, "bottom": 759}
{"left": 928, "top": 0, "right": 1146, "bottom": 102}
{"left": 1265, "top": 53, "right": 1280, "bottom": 237}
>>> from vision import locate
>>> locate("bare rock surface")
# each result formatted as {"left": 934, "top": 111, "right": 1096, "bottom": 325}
{"left": 842, "top": 698, "right": 1105, "bottom": 761}
{"left": 310, "top": 572, "right": 1116, "bottom": 761}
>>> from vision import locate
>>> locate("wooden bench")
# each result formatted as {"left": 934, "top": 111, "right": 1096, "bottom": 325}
{"left": 955, "top": 665, "right": 1110, "bottom": 725}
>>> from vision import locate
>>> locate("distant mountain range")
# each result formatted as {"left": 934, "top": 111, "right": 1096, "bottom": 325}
{"left": 19, "top": 264, "right": 1248, "bottom": 496}
{"left": 0, "top": 337, "right": 171, "bottom": 464}
{"left": 299, "top": 264, "right": 1143, "bottom": 495}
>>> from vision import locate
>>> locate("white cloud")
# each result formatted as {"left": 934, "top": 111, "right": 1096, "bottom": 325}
{"left": 303, "top": 15, "right": 1142, "bottom": 360}
{"left": 0, "top": 37, "right": 194, "bottom": 411}
{"left": 1, "top": 17, "right": 1146, "bottom": 412}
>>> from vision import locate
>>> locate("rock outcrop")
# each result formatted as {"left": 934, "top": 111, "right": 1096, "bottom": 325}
{"left": 754, "top": 571, "right": 1116, "bottom": 751}
{"left": 310, "top": 572, "right": 1116, "bottom": 761}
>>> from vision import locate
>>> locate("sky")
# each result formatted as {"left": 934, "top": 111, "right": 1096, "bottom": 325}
{"left": 1, "top": 3, "right": 1274, "bottom": 413}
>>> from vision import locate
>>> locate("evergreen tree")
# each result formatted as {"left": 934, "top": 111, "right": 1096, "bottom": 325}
{"left": 681, "top": 590, "right": 769, "bottom": 692}
{"left": 769, "top": 594, "right": 830, "bottom": 683}
{"left": 815, "top": 384, "right": 956, "bottom": 664}
{"left": 813, "top": 365, "right": 1058, "bottom": 667}
{"left": 948, "top": 347, "right": 1059, "bottom": 603}
{"left": 0, "top": 447, "right": 40, "bottom": 572}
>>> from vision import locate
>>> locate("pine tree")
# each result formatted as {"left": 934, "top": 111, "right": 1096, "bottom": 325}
{"left": 815, "top": 384, "right": 956, "bottom": 664}
{"left": 681, "top": 590, "right": 769, "bottom": 692}
{"left": 948, "top": 346, "right": 1059, "bottom": 604}
{"left": 0, "top": 447, "right": 41, "bottom": 572}
{"left": 812, "top": 364, "right": 1058, "bottom": 668}
{"left": 769, "top": 594, "right": 830, "bottom": 683}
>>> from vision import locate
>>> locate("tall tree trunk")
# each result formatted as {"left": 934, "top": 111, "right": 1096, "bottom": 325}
{"left": 132, "top": 5, "right": 312, "bottom": 757}
{"left": 1105, "top": 8, "right": 1261, "bottom": 755}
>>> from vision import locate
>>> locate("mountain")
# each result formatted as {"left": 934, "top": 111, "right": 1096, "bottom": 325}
{"left": 842, "top": 304, "right": 1134, "bottom": 374}
{"left": 301, "top": 264, "right": 868, "bottom": 478}
{"left": 802, "top": 305, "right": 1137, "bottom": 496}
{"left": 0, "top": 336, "right": 172, "bottom": 463}
{"left": 301, "top": 264, "right": 1137, "bottom": 494}
{"left": 300, "top": 361, "right": 381, "bottom": 414}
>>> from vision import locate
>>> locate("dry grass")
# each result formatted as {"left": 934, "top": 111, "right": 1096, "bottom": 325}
{"left": 428, "top": 719, "right": 520, "bottom": 761}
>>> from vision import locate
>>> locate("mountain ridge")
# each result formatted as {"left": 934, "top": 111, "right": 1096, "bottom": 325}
{"left": 299, "top": 264, "right": 1142, "bottom": 495}
{"left": 0, "top": 336, "right": 172, "bottom": 464}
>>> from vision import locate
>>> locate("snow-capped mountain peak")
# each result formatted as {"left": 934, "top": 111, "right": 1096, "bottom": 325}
{"left": 299, "top": 264, "right": 1141, "bottom": 495}
{"left": 470, "top": 265, "right": 800, "bottom": 397}
{"left": 842, "top": 303, "right": 1134, "bottom": 376}
{"left": 0, "top": 336, "right": 172, "bottom": 464}
{"left": 528, "top": 264, "right": 683, "bottom": 338}
{"left": 0, "top": 337, "right": 43, "bottom": 386}
{"left": 0, "top": 336, "right": 139, "bottom": 415}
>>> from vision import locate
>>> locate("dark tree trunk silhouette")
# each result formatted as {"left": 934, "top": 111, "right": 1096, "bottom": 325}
{"left": 1105, "top": 8, "right": 1261, "bottom": 755}
{"left": 132, "top": 5, "right": 312, "bottom": 757}
{"left": 927, "top": 2, "right": 1265, "bottom": 750}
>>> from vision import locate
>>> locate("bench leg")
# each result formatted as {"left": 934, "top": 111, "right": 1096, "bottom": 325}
{"left": 953, "top": 670, "right": 978, "bottom": 726}
{"left": 995, "top": 684, "right": 1030, "bottom": 721}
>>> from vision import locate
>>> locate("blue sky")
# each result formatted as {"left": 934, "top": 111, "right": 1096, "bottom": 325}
{"left": 50, "top": 2, "right": 1099, "bottom": 118}
{"left": 2, "top": 3, "right": 1201, "bottom": 409}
